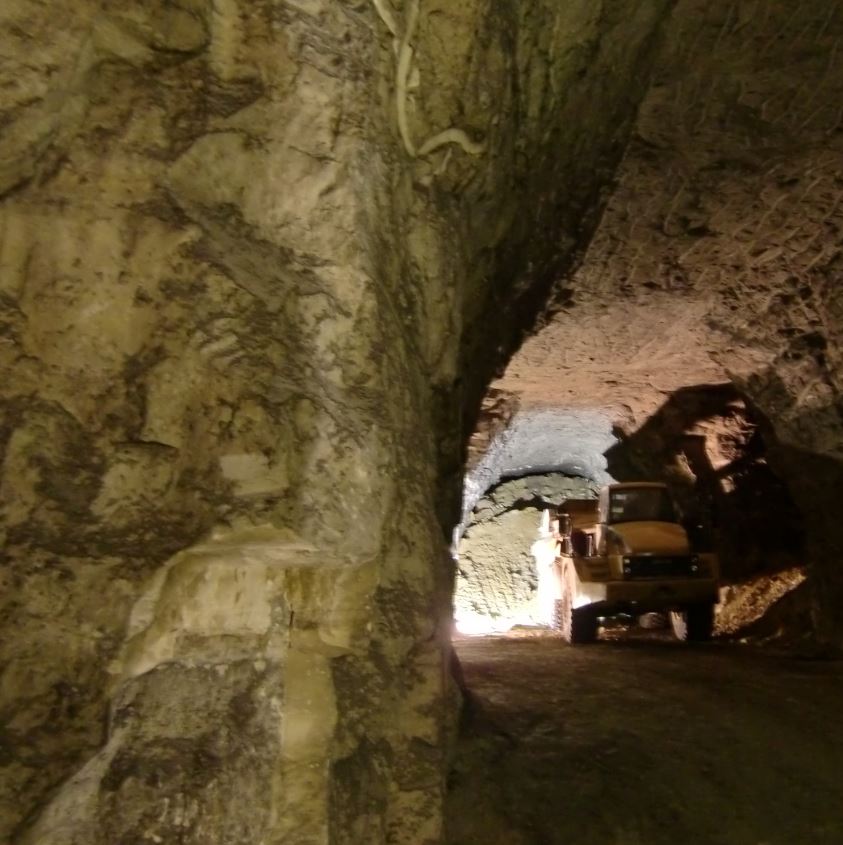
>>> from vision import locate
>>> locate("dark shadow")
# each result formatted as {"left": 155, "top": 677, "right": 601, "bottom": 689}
{"left": 605, "top": 383, "right": 805, "bottom": 583}
{"left": 737, "top": 367, "right": 843, "bottom": 645}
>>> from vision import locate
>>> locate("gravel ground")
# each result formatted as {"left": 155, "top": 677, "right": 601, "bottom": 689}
{"left": 446, "top": 633, "right": 843, "bottom": 845}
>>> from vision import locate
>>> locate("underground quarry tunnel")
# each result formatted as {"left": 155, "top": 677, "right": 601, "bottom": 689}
{"left": 2, "top": 0, "right": 843, "bottom": 843}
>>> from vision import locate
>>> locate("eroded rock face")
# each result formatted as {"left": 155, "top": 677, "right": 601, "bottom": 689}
{"left": 496, "top": 0, "right": 843, "bottom": 644}
{"left": 461, "top": 406, "right": 617, "bottom": 530}
{"left": 0, "top": 1, "right": 673, "bottom": 841}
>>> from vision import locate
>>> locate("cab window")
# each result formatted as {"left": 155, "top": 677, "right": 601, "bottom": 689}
{"left": 608, "top": 488, "right": 677, "bottom": 524}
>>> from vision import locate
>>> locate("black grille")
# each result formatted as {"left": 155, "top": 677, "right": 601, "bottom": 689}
{"left": 624, "top": 555, "right": 696, "bottom": 579}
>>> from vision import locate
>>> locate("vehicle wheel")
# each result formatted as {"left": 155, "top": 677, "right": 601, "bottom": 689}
{"left": 638, "top": 612, "right": 667, "bottom": 630}
{"left": 553, "top": 594, "right": 598, "bottom": 644}
{"left": 670, "top": 603, "right": 715, "bottom": 642}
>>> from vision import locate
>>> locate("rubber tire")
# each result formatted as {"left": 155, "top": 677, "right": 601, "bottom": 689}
{"left": 670, "top": 603, "right": 715, "bottom": 642}
{"left": 638, "top": 612, "right": 667, "bottom": 630}
{"left": 553, "top": 594, "right": 598, "bottom": 644}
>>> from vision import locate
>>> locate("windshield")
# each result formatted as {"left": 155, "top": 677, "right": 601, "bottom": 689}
{"left": 608, "top": 487, "right": 677, "bottom": 524}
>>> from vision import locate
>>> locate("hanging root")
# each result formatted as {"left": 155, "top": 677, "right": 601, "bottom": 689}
{"left": 418, "top": 127, "right": 485, "bottom": 157}
{"left": 371, "top": 0, "right": 400, "bottom": 56}
{"left": 371, "top": 0, "right": 486, "bottom": 161}
{"left": 371, "top": 0, "right": 398, "bottom": 37}
{"left": 395, "top": 0, "right": 420, "bottom": 157}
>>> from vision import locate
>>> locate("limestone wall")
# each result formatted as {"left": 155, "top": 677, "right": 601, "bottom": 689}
{"left": 455, "top": 474, "right": 599, "bottom": 633}
{"left": 0, "top": 1, "right": 673, "bottom": 841}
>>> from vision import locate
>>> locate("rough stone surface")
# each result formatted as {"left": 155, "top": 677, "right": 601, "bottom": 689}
{"left": 495, "top": 0, "right": 843, "bottom": 644}
{"left": 717, "top": 566, "right": 809, "bottom": 641}
{"left": 455, "top": 509, "right": 541, "bottom": 632}
{"left": 454, "top": 474, "right": 598, "bottom": 632}
{"left": 447, "top": 636, "right": 843, "bottom": 844}
{"left": 461, "top": 408, "right": 616, "bottom": 529}
{"left": 0, "top": 0, "right": 674, "bottom": 841}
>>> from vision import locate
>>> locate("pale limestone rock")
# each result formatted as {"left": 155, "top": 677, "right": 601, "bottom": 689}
{"left": 455, "top": 474, "right": 599, "bottom": 632}
{"left": 1, "top": 0, "right": 676, "bottom": 840}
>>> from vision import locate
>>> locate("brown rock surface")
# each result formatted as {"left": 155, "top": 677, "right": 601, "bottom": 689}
{"left": 495, "top": 0, "right": 843, "bottom": 642}
{"left": 447, "top": 635, "right": 843, "bottom": 844}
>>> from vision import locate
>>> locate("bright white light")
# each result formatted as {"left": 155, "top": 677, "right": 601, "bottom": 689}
{"left": 531, "top": 534, "right": 559, "bottom": 626}
{"left": 453, "top": 510, "right": 567, "bottom": 637}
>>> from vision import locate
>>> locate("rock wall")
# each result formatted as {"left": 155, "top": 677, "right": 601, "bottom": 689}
{"left": 461, "top": 407, "right": 617, "bottom": 531}
{"left": 575, "top": 0, "right": 843, "bottom": 643}
{"left": 496, "top": 0, "right": 843, "bottom": 645}
{"left": 0, "top": 1, "right": 673, "bottom": 841}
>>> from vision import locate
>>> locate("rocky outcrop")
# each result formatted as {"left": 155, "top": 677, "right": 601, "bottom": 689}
{"left": 0, "top": 1, "right": 674, "bottom": 841}
{"left": 461, "top": 407, "right": 616, "bottom": 530}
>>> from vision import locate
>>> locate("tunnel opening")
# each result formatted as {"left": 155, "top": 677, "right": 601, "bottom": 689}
{"left": 454, "top": 381, "right": 809, "bottom": 644}
{"left": 448, "top": 371, "right": 840, "bottom": 845}
{"left": 454, "top": 471, "right": 600, "bottom": 635}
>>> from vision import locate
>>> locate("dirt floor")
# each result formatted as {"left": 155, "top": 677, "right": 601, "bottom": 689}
{"left": 446, "top": 630, "right": 843, "bottom": 845}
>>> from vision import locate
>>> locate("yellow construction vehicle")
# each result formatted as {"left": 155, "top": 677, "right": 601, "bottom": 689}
{"left": 548, "top": 482, "right": 719, "bottom": 643}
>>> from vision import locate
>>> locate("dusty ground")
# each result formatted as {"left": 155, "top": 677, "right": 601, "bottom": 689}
{"left": 446, "top": 633, "right": 843, "bottom": 845}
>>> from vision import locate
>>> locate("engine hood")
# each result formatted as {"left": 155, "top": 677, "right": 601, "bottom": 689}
{"left": 608, "top": 521, "right": 690, "bottom": 555}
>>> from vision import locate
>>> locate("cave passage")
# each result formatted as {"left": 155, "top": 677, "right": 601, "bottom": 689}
{"left": 456, "top": 383, "right": 809, "bottom": 642}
